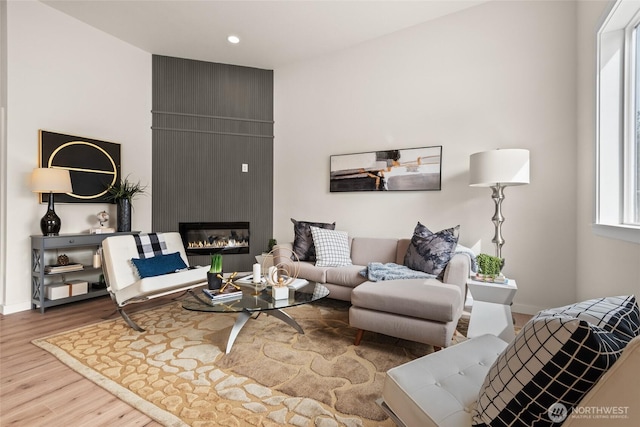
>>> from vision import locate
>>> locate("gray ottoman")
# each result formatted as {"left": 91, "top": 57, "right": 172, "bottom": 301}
{"left": 349, "top": 278, "right": 464, "bottom": 349}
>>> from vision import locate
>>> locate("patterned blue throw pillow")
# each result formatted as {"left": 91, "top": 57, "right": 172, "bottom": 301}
{"left": 472, "top": 296, "right": 639, "bottom": 427}
{"left": 403, "top": 222, "right": 459, "bottom": 276}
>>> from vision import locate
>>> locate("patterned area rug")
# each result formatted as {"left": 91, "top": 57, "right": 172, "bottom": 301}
{"left": 33, "top": 299, "right": 467, "bottom": 427}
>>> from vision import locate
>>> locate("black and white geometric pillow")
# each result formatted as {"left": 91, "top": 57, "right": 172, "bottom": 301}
{"left": 536, "top": 295, "right": 640, "bottom": 341}
{"left": 472, "top": 307, "right": 634, "bottom": 426}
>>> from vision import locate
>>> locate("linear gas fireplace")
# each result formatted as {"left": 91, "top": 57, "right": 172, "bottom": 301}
{"left": 179, "top": 222, "right": 250, "bottom": 255}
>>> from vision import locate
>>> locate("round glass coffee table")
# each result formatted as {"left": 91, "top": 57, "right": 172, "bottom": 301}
{"left": 182, "top": 282, "right": 329, "bottom": 354}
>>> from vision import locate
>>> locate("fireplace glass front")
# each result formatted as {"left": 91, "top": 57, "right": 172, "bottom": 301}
{"left": 179, "top": 222, "right": 250, "bottom": 255}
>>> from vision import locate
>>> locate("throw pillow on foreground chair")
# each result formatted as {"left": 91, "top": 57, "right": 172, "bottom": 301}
{"left": 381, "top": 295, "right": 639, "bottom": 427}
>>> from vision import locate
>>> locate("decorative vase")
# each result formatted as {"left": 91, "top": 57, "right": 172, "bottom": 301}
{"left": 207, "top": 272, "right": 223, "bottom": 290}
{"left": 116, "top": 199, "right": 131, "bottom": 232}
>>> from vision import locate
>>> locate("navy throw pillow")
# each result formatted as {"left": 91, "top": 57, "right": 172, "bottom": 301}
{"left": 131, "top": 252, "right": 188, "bottom": 279}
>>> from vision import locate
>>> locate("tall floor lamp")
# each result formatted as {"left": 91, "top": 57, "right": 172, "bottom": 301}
{"left": 469, "top": 149, "right": 529, "bottom": 259}
{"left": 31, "top": 167, "right": 73, "bottom": 236}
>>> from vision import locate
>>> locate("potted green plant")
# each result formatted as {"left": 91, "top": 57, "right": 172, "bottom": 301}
{"left": 476, "top": 253, "right": 504, "bottom": 282}
{"left": 268, "top": 238, "right": 278, "bottom": 252}
{"left": 207, "top": 253, "right": 223, "bottom": 290}
{"left": 107, "top": 175, "right": 147, "bottom": 232}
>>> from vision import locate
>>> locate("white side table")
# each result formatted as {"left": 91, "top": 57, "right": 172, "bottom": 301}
{"left": 466, "top": 278, "right": 518, "bottom": 343}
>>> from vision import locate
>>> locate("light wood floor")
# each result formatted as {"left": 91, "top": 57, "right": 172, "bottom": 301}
{"left": 0, "top": 295, "right": 533, "bottom": 426}
{"left": 0, "top": 295, "right": 171, "bottom": 426}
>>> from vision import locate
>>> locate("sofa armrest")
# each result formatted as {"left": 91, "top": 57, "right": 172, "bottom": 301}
{"left": 442, "top": 253, "right": 470, "bottom": 296}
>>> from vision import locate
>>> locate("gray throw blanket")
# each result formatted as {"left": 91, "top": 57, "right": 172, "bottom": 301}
{"left": 454, "top": 244, "right": 478, "bottom": 273}
{"left": 359, "top": 245, "right": 478, "bottom": 282}
{"left": 360, "top": 262, "right": 436, "bottom": 282}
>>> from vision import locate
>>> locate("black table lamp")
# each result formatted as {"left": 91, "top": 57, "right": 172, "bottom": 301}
{"left": 31, "top": 167, "right": 73, "bottom": 236}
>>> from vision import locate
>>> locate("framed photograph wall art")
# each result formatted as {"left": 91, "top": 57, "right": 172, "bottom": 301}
{"left": 39, "top": 130, "right": 121, "bottom": 203}
{"left": 330, "top": 145, "right": 442, "bottom": 192}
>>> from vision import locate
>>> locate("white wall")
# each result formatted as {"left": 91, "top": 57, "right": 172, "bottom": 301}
{"left": 576, "top": 1, "right": 640, "bottom": 300}
{"left": 274, "top": 0, "right": 580, "bottom": 314}
{"left": 1, "top": 0, "right": 152, "bottom": 314}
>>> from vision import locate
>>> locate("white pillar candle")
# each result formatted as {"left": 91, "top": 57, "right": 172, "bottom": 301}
{"left": 93, "top": 253, "right": 102, "bottom": 269}
{"left": 252, "top": 263, "right": 261, "bottom": 283}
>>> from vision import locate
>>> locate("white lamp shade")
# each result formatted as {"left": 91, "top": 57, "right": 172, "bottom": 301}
{"left": 31, "top": 168, "right": 73, "bottom": 193}
{"left": 469, "top": 149, "right": 530, "bottom": 187}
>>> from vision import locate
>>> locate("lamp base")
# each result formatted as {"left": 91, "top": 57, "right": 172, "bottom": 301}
{"left": 41, "top": 208, "right": 61, "bottom": 236}
{"left": 40, "top": 193, "right": 61, "bottom": 236}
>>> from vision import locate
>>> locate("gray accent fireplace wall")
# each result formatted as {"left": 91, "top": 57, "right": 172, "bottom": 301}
{"left": 152, "top": 55, "right": 274, "bottom": 272}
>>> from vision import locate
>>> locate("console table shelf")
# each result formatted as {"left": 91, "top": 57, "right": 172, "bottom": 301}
{"left": 31, "top": 232, "right": 138, "bottom": 313}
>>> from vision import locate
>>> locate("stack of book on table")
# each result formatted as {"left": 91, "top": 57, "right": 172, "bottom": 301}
{"left": 45, "top": 263, "right": 83, "bottom": 274}
{"left": 203, "top": 288, "right": 243, "bottom": 302}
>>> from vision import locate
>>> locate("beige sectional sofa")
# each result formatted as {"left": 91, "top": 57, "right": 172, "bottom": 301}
{"left": 273, "top": 237, "right": 471, "bottom": 348}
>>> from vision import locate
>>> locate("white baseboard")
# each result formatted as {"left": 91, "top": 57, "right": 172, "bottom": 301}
{"left": 1, "top": 301, "right": 32, "bottom": 315}
{"left": 512, "top": 302, "right": 545, "bottom": 316}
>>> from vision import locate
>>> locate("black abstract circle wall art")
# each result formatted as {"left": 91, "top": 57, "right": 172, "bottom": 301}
{"left": 39, "top": 130, "right": 121, "bottom": 203}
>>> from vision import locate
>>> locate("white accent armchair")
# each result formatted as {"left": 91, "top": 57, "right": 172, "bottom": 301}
{"left": 101, "top": 232, "right": 209, "bottom": 331}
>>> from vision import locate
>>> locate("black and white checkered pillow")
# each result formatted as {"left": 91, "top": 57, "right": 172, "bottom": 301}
{"left": 537, "top": 295, "right": 639, "bottom": 341}
{"left": 472, "top": 296, "right": 639, "bottom": 427}
{"left": 310, "top": 226, "right": 352, "bottom": 267}
{"left": 133, "top": 233, "right": 169, "bottom": 259}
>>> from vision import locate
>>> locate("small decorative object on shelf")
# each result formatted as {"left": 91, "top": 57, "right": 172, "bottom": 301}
{"left": 97, "top": 211, "right": 109, "bottom": 226}
{"left": 57, "top": 254, "right": 70, "bottom": 265}
{"left": 90, "top": 211, "right": 115, "bottom": 234}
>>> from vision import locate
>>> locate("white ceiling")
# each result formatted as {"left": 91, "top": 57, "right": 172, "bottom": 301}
{"left": 41, "top": 0, "right": 487, "bottom": 70}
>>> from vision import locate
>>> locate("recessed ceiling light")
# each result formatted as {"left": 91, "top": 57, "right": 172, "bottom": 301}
{"left": 227, "top": 35, "right": 240, "bottom": 44}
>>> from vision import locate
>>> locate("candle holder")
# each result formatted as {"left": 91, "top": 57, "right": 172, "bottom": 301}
{"left": 252, "top": 278, "right": 267, "bottom": 296}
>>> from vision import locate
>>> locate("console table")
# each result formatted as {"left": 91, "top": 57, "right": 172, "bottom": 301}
{"left": 31, "top": 232, "right": 138, "bottom": 313}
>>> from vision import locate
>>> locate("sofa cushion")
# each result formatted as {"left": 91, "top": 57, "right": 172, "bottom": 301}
{"left": 325, "top": 265, "right": 368, "bottom": 288}
{"left": 537, "top": 295, "right": 640, "bottom": 341}
{"left": 310, "top": 226, "right": 352, "bottom": 267}
{"left": 295, "top": 261, "right": 329, "bottom": 284}
{"left": 472, "top": 308, "right": 632, "bottom": 427}
{"left": 131, "top": 252, "right": 188, "bottom": 279}
{"left": 351, "top": 279, "right": 462, "bottom": 323}
{"left": 404, "top": 222, "right": 459, "bottom": 276}
{"left": 291, "top": 218, "right": 335, "bottom": 262}
{"left": 350, "top": 237, "right": 398, "bottom": 266}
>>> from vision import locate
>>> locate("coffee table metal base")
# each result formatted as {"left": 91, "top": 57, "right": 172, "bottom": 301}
{"left": 226, "top": 308, "right": 304, "bottom": 354}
